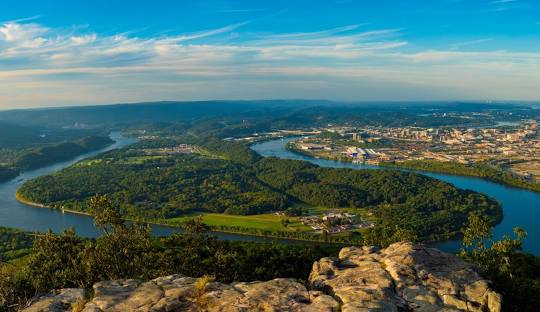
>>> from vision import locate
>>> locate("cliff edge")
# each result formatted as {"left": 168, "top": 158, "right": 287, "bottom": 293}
{"left": 23, "top": 242, "right": 501, "bottom": 312}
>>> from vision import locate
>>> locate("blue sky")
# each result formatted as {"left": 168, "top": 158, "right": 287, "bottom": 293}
{"left": 1, "top": 0, "right": 540, "bottom": 108}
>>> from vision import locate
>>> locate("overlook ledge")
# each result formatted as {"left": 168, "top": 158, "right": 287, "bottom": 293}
{"left": 24, "top": 242, "right": 501, "bottom": 312}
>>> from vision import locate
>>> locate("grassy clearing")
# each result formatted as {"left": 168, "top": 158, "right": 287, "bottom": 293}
{"left": 195, "top": 147, "right": 227, "bottom": 160}
{"left": 299, "top": 204, "right": 374, "bottom": 220}
{"left": 75, "top": 159, "right": 105, "bottom": 167}
{"left": 162, "top": 212, "right": 311, "bottom": 232}
{"left": 120, "top": 155, "right": 169, "bottom": 164}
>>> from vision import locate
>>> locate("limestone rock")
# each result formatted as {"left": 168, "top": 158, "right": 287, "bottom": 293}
{"left": 70, "top": 275, "right": 337, "bottom": 312}
{"left": 24, "top": 288, "right": 85, "bottom": 312}
{"left": 309, "top": 242, "right": 501, "bottom": 312}
{"left": 23, "top": 242, "right": 502, "bottom": 312}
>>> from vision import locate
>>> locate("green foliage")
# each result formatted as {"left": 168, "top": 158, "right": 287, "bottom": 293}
{"left": 15, "top": 136, "right": 113, "bottom": 170}
{"left": 0, "top": 259, "right": 34, "bottom": 312}
{"left": 28, "top": 229, "right": 89, "bottom": 291}
{"left": 256, "top": 157, "right": 501, "bottom": 241}
{"left": 0, "top": 228, "right": 33, "bottom": 262}
{"left": 181, "top": 216, "right": 211, "bottom": 235}
{"left": 0, "top": 167, "right": 19, "bottom": 183}
{"left": 460, "top": 214, "right": 540, "bottom": 312}
{"left": 90, "top": 195, "right": 124, "bottom": 229}
{"left": 382, "top": 160, "right": 540, "bottom": 192}
{"left": 0, "top": 197, "right": 339, "bottom": 311}
{"left": 18, "top": 152, "right": 287, "bottom": 217}
{"left": 18, "top": 138, "right": 501, "bottom": 244}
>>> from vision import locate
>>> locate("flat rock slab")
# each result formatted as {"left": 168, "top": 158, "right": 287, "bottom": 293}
{"left": 309, "top": 242, "right": 501, "bottom": 312}
{"left": 23, "top": 242, "right": 502, "bottom": 312}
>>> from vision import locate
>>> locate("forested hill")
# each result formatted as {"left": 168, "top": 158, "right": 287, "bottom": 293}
{"left": 0, "top": 135, "right": 114, "bottom": 183}
{"left": 0, "top": 167, "right": 19, "bottom": 183}
{"left": 0, "top": 101, "right": 534, "bottom": 129}
{"left": 0, "top": 101, "right": 316, "bottom": 127}
{"left": 14, "top": 136, "right": 114, "bottom": 171}
{"left": 18, "top": 133, "right": 501, "bottom": 243}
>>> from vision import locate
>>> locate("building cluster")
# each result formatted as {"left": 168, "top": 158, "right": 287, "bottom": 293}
{"left": 292, "top": 120, "right": 540, "bottom": 179}
{"left": 300, "top": 212, "right": 374, "bottom": 234}
{"left": 143, "top": 144, "right": 196, "bottom": 155}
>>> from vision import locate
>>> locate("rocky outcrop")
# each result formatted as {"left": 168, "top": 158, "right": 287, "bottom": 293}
{"left": 309, "top": 242, "right": 501, "bottom": 311}
{"left": 79, "top": 276, "right": 338, "bottom": 311}
{"left": 23, "top": 288, "right": 85, "bottom": 312}
{"left": 23, "top": 242, "right": 501, "bottom": 312}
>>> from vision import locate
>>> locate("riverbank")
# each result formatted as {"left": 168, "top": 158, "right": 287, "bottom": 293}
{"left": 0, "top": 166, "right": 19, "bottom": 183}
{"left": 15, "top": 191, "right": 343, "bottom": 244}
{"left": 380, "top": 160, "right": 540, "bottom": 193}
{"left": 285, "top": 142, "right": 378, "bottom": 165}
{"left": 252, "top": 137, "right": 540, "bottom": 255}
{"left": 15, "top": 192, "right": 94, "bottom": 217}
{"left": 13, "top": 192, "right": 466, "bottom": 245}
{"left": 285, "top": 138, "right": 540, "bottom": 193}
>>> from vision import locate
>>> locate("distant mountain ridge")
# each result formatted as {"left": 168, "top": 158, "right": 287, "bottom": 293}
{"left": 0, "top": 100, "right": 530, "bottom": 128}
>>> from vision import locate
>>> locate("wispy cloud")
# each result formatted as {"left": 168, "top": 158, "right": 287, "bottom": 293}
{"left": 490, "top": 0, "right": 516, "bottom": 4}
{"left": 1, "top": 15, "right": 41, "bottom": 24}
{"left": 211, "top": 9, "right": 266, "bottom": 13}
{"left": 450, "top": 38, "right": 494, "bottom": 50}
{"left": 1, "top": 20, "right": 540, "bottom": 108}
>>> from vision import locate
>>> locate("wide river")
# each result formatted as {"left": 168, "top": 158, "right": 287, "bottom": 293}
{"left": 0, "top": 133, "right": 302, "bottom": 244}
{"left": 251, "top": 137, "right": 540, "bottom": 255}
{"left": 1, "top": 134, "right": 539, "bottom": 254}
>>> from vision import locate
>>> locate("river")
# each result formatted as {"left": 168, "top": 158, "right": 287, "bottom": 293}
{"left": 250, "top": 137, "right": 540, "bottom": 256}
{"left": 0, "top": 133, "right": 311, "bottom": 244}
{"left": 2, "top": 134, "right": 539, "bottom": 254}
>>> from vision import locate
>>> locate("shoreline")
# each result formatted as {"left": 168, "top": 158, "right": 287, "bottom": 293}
{"left": 285, "top": 140, "right": 540, "bottom": 194}
{"left": 15, "top": 192, "right": 339, "bottom": 244}
{"left": 14, "top": 191, "right": 464, "bottom": 246}
{"left": 15, "top": 192, "right": 94, "bottom": 217}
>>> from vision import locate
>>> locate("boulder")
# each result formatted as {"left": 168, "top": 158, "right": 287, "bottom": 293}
{"left": 309, "top": 242, "right": 501, "bottom": 312}
{"left": 23, "top": 242, "right": 502, "bottom": 312}
{"left": 24, "top": 288, "right": 85, "bottom": 312}
{"left": 74, "top": 275, "right": 337, "bottom": 311}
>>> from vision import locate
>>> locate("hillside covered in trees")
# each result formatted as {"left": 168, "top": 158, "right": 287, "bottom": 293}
{"left": 18, "top": 128, "right": 501, "bottom": 243}
{"left": 0, "top": 121, "right": 114, "bottom": 183}
{"left": 13, "top": 136, "right": 113, "bottom": 171}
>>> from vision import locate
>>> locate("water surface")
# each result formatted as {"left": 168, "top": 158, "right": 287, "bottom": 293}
{"left": 0, "top": 133, "right": 312, "bottom": 245}
{"left": 3, "top": 134, "right": 538, "bottom": 252}
{"left": 251, "top": 137, "right": 540, "bottom": 255}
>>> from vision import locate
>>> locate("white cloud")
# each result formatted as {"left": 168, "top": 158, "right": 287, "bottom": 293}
{"left": 0, "top": 21, "right": 539, "bottom": 108}
{"left": 449, "top": 38, "right": 493, "bottom": 50}
{"left": 490, "top": 0, "right": 516, "bottom": 4}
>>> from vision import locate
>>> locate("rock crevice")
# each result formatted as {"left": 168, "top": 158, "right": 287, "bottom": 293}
{"left": 23, "top": 242, "right": 501, "bottom": 312}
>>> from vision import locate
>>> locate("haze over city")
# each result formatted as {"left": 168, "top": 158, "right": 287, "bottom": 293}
{"left": 1, "top": 0, "right": 540, "bottom": 108}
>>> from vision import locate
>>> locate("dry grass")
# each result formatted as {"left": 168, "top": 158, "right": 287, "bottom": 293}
{"left": 194, "top": 275, "right": 216, "bottom": 311}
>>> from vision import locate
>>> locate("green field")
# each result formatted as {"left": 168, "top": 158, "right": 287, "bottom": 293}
{"left": 75, "top": 159, "right": 106, "bottom": 167}
{"left": 120, "top": 155, "right": 169, "bottom": 164}
{"left": 161, "top": 212, "right": 311, "bottom": 232}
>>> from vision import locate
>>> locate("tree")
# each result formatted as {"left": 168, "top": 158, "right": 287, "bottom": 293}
{"left": 458, "top": 213, "right": 540, "bottom": 312}
{"left": 88, "top": 195, "right": 155, "bottom": 281}
{"left": 460, "top": 213, "right": 526, "bottom": 279}
{"left": 90, "top": 195, "right": 123, "bottom": 232}
{"left": 182, "top": 216, "right": 211, "bottom": 236}
{"left": 27, "top": 228, "right": 87, "bottom": 291}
